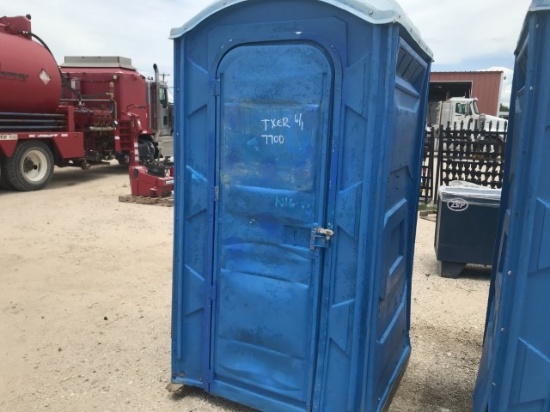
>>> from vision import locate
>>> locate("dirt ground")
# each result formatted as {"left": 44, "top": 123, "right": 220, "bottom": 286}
{"left": 0, "top": 165, "right": 490, "bottom": 412}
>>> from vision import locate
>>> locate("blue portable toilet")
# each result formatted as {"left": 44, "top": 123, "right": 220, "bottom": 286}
{"left": 473, "top": 1, "right": 550, "bottom": 411}
{"left": 170, "top": 1, "right": 432, "bottom": 411}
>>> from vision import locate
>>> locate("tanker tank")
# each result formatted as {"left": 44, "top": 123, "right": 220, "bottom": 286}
{"left": 0, "top": 16, "right": 62, "bottom": 114}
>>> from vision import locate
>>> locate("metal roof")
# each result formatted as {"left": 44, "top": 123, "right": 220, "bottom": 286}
{"left": 432, "top": 70, "right": 504, "bottom": 74}
{"left": 60, "top": 56, "right": 136, "bottom": 70}
{"left": 170, "top": 0, "right": 432, "bottom": 57}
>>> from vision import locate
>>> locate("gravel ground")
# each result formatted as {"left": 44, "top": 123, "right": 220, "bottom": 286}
{"left": 0, "top": 165, "right": 490, "bottom": 411}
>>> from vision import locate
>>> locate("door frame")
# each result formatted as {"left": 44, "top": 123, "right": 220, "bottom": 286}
{"left": 205, "top": 39, "right": 344, "bottom": 409}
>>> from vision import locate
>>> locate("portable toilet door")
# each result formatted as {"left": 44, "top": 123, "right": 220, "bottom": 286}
{"left": 473, "top": 1, "right": 550, "bottom": 411}
{"left": 170, "top": 1, "right": 432, "bottom": 411}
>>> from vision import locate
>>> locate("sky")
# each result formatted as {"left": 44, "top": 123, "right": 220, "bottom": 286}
{"left": 3, "top": 0, "right": 535, "bottom": 105}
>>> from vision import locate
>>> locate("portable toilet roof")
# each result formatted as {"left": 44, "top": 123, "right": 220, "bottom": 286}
{"left": 170, "top": 0, "right": 432, "bottom": 58}
{"left": 516, "top": 0, "right": 550, "bottom": 48}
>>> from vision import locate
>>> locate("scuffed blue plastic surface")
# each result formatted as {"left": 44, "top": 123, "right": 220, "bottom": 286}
{"left": 473, "top": 2, "right": 550, "bottom": 411}
{"left": 171, "top": 1, "right": 431, "bottom": 411}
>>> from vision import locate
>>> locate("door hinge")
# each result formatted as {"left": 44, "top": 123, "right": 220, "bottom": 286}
{"left": 211, "top": 80, "right": 220, "bottom": 96}
{"left": 310, "top": 227, "right": 334, "bottom": 250}
{"left": 208, "top": 285, "right": 216, "bottom": 301}
{"left": 206, "top": 368, "right": 214, "bottom": 385}
{"left": 213, "top": 186, "right": 219, "bottom": 202}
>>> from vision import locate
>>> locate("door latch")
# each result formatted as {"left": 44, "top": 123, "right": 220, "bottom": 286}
{"left": 310, "top": 227, "right": 335, "bottom": 250}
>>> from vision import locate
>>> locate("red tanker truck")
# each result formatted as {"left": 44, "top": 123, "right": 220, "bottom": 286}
{"left": 0, "top": 15, "right": 174, "bottom": 193}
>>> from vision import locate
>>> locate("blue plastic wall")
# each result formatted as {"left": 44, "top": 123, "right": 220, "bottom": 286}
{"left": 474, "top": 2, "right": 550, "bottom": 411}
{"left": 171, "top": 1, "right": 431, "bottom": 411}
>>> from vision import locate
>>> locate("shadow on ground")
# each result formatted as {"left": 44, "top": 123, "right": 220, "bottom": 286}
{"left": 0, "top": 163, "right": 128, "bottom": 194}
{"left": 170, "top": 386, "right": 257, "bottom": 412}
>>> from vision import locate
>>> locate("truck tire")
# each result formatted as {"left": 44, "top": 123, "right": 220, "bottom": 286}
{"left": 0, "top": 156, "right": 13, "bottom": 190}
{"left": 5, "top": 141, "right": 54, "bottom": 191}
{"left": 138, "top": 136, "right": 156, "bottom": 163}
{"left": 116, "top": 153, "right": 130, "bottom": 167}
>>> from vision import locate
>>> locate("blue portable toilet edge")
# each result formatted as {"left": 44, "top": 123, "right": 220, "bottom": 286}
{"left": 527, "top": 0, "right": 550, "bottom": 13}
{"left": 474, "top": 1, "right": 550, "bottom": 410}
{"left": 170, "top": 1, "right": 432, "bottom": 411}
{"left": 514, "top": 0, "right": 550, "bottom": 49}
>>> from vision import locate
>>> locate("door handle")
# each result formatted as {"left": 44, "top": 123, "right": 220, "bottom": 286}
{"left": 310, "top": 227, "right": 334, "bottom": 250}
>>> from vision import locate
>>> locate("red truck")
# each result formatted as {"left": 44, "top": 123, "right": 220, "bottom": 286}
{"left": 0, "top": 15, "right": 173, "bottom": 193}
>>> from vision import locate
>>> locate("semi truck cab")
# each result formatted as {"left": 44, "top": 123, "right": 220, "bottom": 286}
{"left": 428, "top": 97, "right": 507, "bottom": 132}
